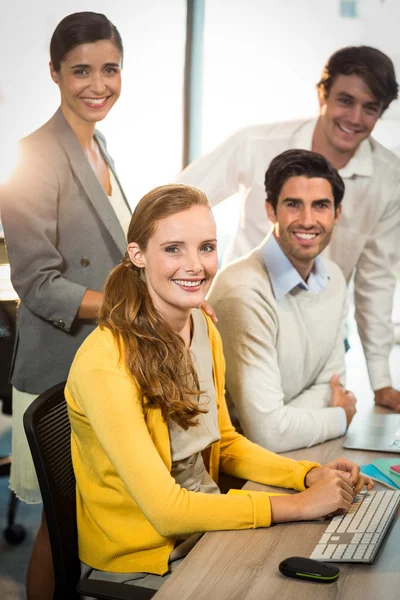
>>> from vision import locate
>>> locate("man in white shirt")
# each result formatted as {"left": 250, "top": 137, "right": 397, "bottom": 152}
{"left": 179, "top": 46, "right": 400, "bottom": 411}
{"left": 208, "top": 149, "right": 356, "bottom": 452}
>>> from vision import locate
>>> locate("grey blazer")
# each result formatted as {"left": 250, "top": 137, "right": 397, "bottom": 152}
{"left": 0, "top": 109, "right": 130, "bottom": 393}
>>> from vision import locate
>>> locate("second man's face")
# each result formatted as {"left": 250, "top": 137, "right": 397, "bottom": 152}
{"left": 267, "top": 176, "right": 341, "bottom": 273}
{"left": 317, "top": 74, "right": 382, "bottom": 158}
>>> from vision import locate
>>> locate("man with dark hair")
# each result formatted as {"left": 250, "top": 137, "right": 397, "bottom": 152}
{"left": 208, "top": 149, "right": 356, "bottom": 452}
{"left": 179, "top": 45, "right": 400, "bottom": 411}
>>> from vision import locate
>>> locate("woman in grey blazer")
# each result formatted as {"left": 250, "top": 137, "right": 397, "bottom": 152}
{"left": 0, "top": 12, "right": 129, "bottom": 600}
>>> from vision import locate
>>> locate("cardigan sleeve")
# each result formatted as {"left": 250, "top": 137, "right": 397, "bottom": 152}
{"left": 66, "top": 334, "right": 288, "bottom": 537}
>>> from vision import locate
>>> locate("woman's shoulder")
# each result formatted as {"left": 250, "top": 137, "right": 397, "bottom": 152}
{"left": 73, "top": 326, "right": 122, "bottom": 368}
{"left": 21, "top": 111, "right": 60, "bottom": 146}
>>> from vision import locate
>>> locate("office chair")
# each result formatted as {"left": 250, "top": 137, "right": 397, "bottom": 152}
{"left": 23, "top": 382, "right": 156, "bottom": 600}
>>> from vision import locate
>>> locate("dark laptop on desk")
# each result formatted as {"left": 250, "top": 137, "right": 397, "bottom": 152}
{"left": 343, "top": 413, "right": 400, "bottom": 453}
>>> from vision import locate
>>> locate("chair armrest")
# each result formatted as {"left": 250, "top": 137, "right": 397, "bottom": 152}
{"left": 78, "top": 578, "right": 156, "bottom": 599}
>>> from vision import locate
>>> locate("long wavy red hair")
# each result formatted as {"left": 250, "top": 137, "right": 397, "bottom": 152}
{"left": 99, "top": 184, "right": 211, "bottom": 429}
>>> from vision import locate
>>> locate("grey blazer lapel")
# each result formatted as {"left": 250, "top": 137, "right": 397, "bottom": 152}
{"left": 51, "top": 109, "right": 127, "bottom": 256}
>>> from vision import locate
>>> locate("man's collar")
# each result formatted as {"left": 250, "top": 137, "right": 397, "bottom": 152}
{"left": 260, "top": 232, "right": 330, "bottom": 301}
{"left": 293, "top": 118, "right": 374, "bottom": 178}
{"left": 338, "top": 136, "right": 373, "bottom": 177}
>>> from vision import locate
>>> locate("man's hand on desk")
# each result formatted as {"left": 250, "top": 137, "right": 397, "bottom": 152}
{"left": 374, "top": 387, "right": 400, "bottom": 412}
{"left": 330, "top": 374, "right": 357, "bottom": 426}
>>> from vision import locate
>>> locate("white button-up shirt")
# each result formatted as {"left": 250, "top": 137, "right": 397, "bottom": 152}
{"left": 178, "top": 119, "right": 400, "bottom": 390}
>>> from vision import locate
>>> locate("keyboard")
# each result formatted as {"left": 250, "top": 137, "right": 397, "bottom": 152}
{"left": 310, "top": 489, "right": 400, "bottom": 563}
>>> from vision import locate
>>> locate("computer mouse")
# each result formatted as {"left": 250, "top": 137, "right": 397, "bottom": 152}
{"left": 279, "top": 556, "right": 340, "bottom": 583}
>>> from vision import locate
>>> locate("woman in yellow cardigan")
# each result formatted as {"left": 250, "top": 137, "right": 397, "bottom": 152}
{"left": 65, "top": 184, "right": 371, "bottom": 589}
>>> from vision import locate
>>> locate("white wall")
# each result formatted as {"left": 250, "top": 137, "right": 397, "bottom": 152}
{"left": 202, "top": 0, "right": 400, "bottom": 153}
{"left": 0, "top": 0, "right": 186, "bottom": 206}
{"left": 200, "top": 0, "right": 400, "bottom": 238}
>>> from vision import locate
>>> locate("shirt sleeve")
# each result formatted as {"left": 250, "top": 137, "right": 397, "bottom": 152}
{"left": 177, "top": 130, "right": 247, "bottom": 206}
{"left": 213, "top": 286, "right": 346, "bottom": 453}
{"left": 353, "top": 183, "right": 400, "bottom": 390}
{"left": 0, "top": 140, "right": 87, "bottom": 332}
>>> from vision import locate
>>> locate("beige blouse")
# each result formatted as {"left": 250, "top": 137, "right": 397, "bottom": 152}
{"left": 169, "top": 308, "right": 220, "bottom": 495}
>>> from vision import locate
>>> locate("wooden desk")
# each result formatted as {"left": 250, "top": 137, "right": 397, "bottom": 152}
{"left": 154, "top": 422, "right": 400, "bottom": 600}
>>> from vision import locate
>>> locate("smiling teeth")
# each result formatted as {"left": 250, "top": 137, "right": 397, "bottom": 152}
{"left": 173, "top": 280, "right": 202, "bottom": 287}
{"left": 83, "top": 97, "right": 107, "bottom": 104}
{"left": 295, "top": 233, "right": 317, "bottom": 240}
{"left": 339, "top": 124, "right": 357, "bottom": 134}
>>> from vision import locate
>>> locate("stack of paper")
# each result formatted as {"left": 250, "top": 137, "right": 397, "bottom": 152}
{"left": 360, "top": 459, "right": 400, "bottom": 490}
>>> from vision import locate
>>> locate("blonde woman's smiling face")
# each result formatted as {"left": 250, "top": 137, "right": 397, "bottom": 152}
{"left": 128, "top": 205, "right": 218, "bottom": 321}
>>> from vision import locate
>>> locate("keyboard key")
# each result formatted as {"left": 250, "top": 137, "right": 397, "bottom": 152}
{"left": 318, "top": 533, "right": 331, "bottom": 545}
{"left": 333, "top": 544, "right": 347, "bottom": 559}
{"left": 354, "top": 546, "right": 366, "bottom": 560}
{"left": 326, "top": 515, "right": 343, "bottom": 533}
{"left": 343, "top": 545, "right": 357, "bottom": 559}
{"left": 363, "top": 545, "right": 375, "bottom": 561}
{"left": 351, "top": 533, "right": 363, "bottom": 544}
{"left": 371, "top": 533, "right": 379, "bottom": 544}
{"left": 337, "top": 513, "right": 355, "bottom": 533}
{"left": 322, "top": 544, "right": 337, "bottom": 558}
{"left": 310, "top": 545, "right": 326, "bottom": 560}
{"left": 376, "top": 504, "right": 397, "bottom": 533}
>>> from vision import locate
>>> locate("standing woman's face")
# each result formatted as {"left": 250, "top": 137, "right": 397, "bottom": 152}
{"left": 50, "top": 40, "right": 122, "bottom": 124}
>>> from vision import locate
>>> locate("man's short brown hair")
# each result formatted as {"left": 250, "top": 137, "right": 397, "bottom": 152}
{"left": 317, "top": 46, "right": 398, "bottom": 113}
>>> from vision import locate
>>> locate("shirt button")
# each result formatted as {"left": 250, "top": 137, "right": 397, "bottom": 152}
{"left": 58, "top": 320, "right": 65, "bottom": 329}
{"left": 80, "top": 257, "right": 90, "bottom": 267}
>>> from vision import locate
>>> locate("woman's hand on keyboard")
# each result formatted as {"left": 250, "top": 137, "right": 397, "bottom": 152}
{"left": 305, "top": 458, "right": 374, "bottom": 495}
{"left": 320, "top": 458, "right": 373, "bottom": 494}
{"left": 270, "top": 468, "right": 359, "bottom": 522}
{"left": 293, "top": 469, "right": 357, "bottom": 520}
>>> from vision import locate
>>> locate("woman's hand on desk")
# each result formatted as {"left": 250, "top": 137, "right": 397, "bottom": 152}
{"left": 305, "top": 458, "right": 374, "bottom": 495}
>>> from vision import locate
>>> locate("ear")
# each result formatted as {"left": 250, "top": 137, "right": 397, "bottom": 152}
{"left": 317, "top": 85, "right": 326, "bottom": 110}
{"left": 266, "top": 201, "right": 277, "bottom": 224}
{"left": 127, "top": 242, "right": 146, "bottom": 269}
{"left": 333, "top": 204, "right": 342, "bottom": 224}
{"left": 49, "top": 61, "right": 59, "bottom": 84}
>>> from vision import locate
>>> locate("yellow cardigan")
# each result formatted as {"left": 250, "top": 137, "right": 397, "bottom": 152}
{"left": 65, "top": 314, "right": 319, "bottom": 574}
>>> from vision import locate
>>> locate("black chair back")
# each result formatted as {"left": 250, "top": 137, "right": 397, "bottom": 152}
{"left": 23, "top": 382, "right": 81, "bottom": 599}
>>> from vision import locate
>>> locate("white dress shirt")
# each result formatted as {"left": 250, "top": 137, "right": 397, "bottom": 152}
{"left": 179, "top": 119, "right": 400, "bottom": 390}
